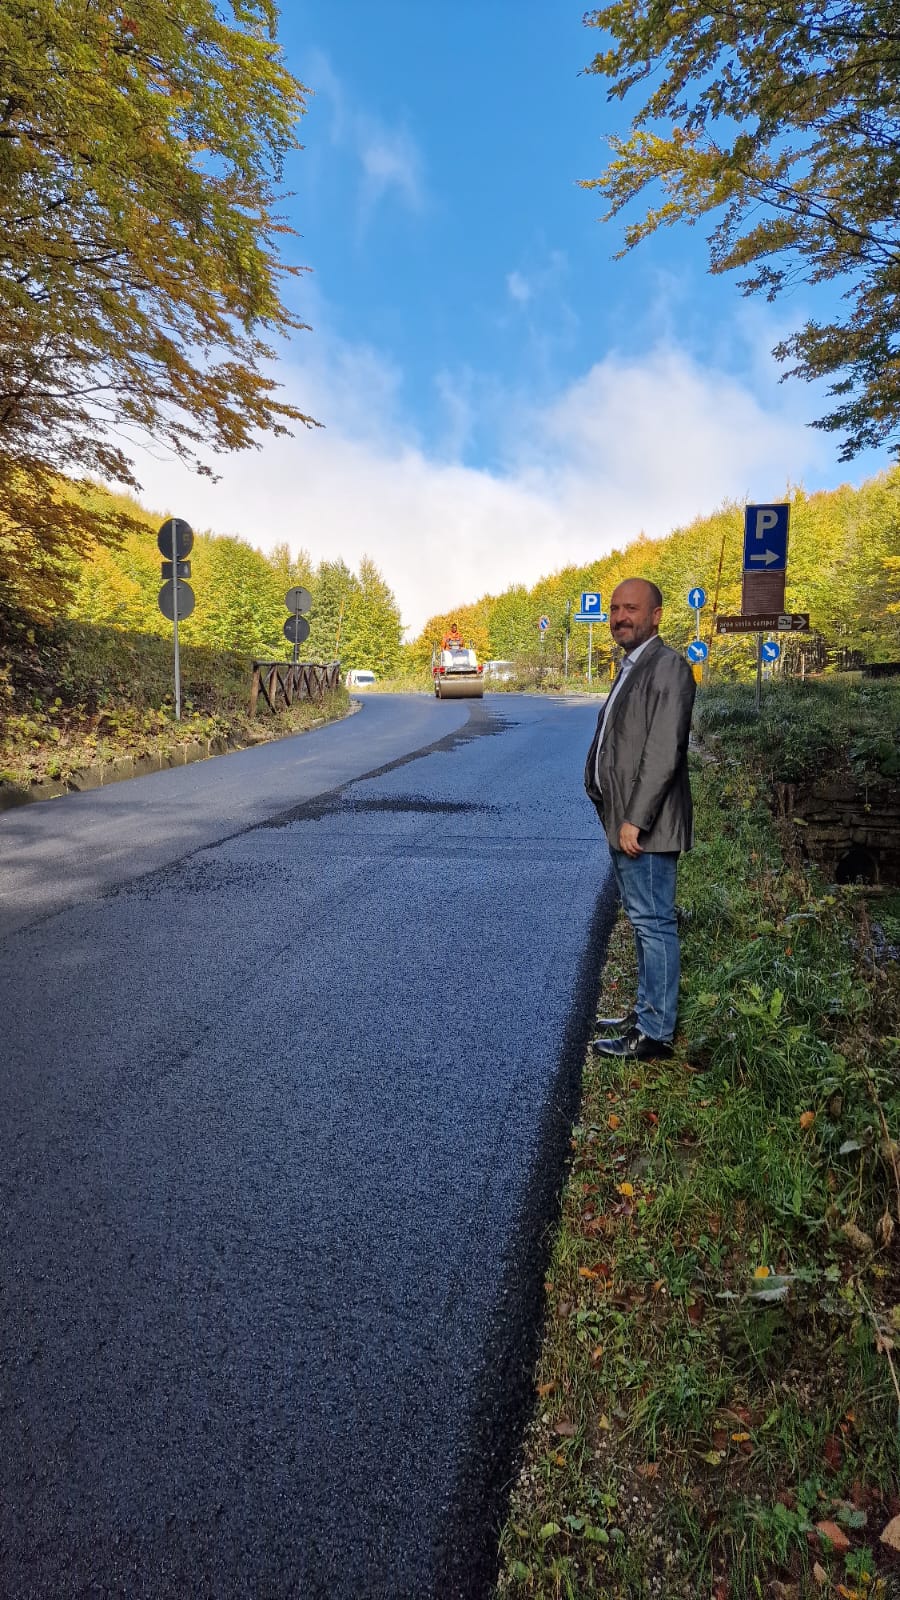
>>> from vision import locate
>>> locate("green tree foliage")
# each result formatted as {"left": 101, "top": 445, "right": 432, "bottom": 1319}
{"left": 267, "top": 541, "right": 315, "bottom": 601}
{"left": 178, "top": 535, "right": 285, "bottom": 656}
{"left": 0, "top": 0, "right": 314, "bottom": 612}
{"left": 305, "top": 560, "right": 359, "bottom": 664}
{"left": 63, "top": 484, "right": 405, "bottom": 664}
{"left": 581, "top": 1, "right": 900, "bottom": 458}
{"left": 339, "top": 557, "right": 403, "bottom": 675}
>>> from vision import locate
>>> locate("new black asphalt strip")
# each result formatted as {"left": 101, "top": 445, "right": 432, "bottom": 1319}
{"left": 0, "top": 693, "right": 615, "bottom": 1599}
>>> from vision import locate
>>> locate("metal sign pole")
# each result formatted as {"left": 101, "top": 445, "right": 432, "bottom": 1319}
{"left": 588, "top": 623, "right": 593, "bottom": 684}
{"left": 171, "top": 522, "right": 181, "bottom": 721}
{"left": 292, "top": 599, "right": 300, "bottom": 665}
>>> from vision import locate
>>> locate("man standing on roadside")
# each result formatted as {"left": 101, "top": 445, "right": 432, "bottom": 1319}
{"left": 584, "top": 579, "right": 696, "bottom": 1060}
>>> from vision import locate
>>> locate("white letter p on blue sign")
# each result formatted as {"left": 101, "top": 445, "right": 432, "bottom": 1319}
{"left": 581, "top": 591, "right": 601, "bottom": 615}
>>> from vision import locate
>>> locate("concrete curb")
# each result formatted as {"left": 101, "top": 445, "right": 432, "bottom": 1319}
{"left": 0, "top": 700, "right": 361, "bottom": 813}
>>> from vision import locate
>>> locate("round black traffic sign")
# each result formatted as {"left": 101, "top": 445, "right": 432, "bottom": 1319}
{"left": 158, "top": 580, "right": 195, "bottom": 621}
{"left": 157, "top": 518, "right": 194, "bottom": 559}
{"left": 285, "top": 586, "right": 312, "bottom": 614}
{"left": 284, "top": 614, "right": 310, "bottom": 644}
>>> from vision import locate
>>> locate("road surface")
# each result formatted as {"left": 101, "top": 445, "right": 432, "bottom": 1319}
{"left": 0, "top": 693, "right": 613, "bottom": 1599}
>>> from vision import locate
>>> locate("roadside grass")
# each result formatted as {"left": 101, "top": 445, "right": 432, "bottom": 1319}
{"left": 497, "top": 682, "right": 900, "bottom": 1600}
{"left": 0, "top": 609, "right": 349, "bottom": 794}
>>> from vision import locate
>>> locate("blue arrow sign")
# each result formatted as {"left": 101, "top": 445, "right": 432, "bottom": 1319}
{"left": 539, "top": 615, "right": 550, "bottom": 631}
{"left": 761, "top": 639, "right": 781, "bottom": 662}
{"left": 686, "top": 639, "right": 709, "bottom": 663}
{"left": 688, "top": 587, "right": 706, "bottom": 610}
{"left": 743, "top": 504, "right": 789, "bottom": 571}
{"left": 580, "top": 591, "right": 602, "bottom": 616}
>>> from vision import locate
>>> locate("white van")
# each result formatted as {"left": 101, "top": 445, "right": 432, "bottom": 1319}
{"left": 346, "top": 669, "right": 377, "bottom": 689}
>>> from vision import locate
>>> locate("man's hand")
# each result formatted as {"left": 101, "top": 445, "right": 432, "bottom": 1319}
{"left": 618, "top": 822, "right": 642, "bottom": 858}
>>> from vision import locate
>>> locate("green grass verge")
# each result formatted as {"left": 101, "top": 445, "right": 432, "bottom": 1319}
{"left": 496, "top": 683, "right": 900, "bottom": 1600}
{"left": 0, "top": 608, "right": 349, "bottom": 792}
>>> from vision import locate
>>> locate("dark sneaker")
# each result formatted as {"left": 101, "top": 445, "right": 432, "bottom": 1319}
{"left": 593, "top": 1027, "right": 673, "bottom": 1061}
{"left": 592, "top": 1008, "right": 637, "bottom": 1039}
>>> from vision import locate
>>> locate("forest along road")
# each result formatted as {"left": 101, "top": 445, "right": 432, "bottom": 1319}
{"left": 0, "top": 692, "right": 613, "bottom": 1600}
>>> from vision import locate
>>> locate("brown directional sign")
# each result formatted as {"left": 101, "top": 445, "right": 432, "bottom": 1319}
{"left": 717, "top": 613, "right": 810, "bottom": 634}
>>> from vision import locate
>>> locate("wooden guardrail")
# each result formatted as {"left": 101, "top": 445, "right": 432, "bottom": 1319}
{"left": 250, "top": 660, "right": 342, "bottom": 715}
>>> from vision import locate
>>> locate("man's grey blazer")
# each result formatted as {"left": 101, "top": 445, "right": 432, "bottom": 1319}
{"left": 583, "top": 635, "right": 696, "bottom": 854}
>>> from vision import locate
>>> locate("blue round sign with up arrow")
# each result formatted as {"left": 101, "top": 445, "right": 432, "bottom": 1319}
{"left": 688, "top": 587, "right": 706, "bottom": 610}
{"left": 686, "top": 639, "right": 708, "bottom": 663}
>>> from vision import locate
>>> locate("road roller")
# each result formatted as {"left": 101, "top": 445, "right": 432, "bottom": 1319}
{"left": 432, "top": 632, "right": 485, "bottom": 698}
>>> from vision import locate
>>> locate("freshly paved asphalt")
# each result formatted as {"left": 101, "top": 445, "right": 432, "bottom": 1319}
{"left": 0, "top": 693, "right": 614, "bottom": 1599}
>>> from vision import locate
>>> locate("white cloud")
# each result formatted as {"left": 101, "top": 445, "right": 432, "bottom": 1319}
{"left": 358, "top": 128, "right": 424, "bottom": 215}
{"left": 126, "top": 318, "right": 839, "bottom": 640}
{"left": 507, "top": 271, "right": 532, "bottom": 305}
{"left": 304, "top": 50, "right": 425, "bottom": 227}
{"left": 505, "top": 251, "right": 569, "bottom": 309}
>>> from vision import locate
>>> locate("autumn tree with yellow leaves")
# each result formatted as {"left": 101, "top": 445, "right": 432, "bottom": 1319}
{"left": 0, "top": 0, "right": 313, "bottom": 613}
{"left": 582, "top": 0, "right": 900, "bottom": 460}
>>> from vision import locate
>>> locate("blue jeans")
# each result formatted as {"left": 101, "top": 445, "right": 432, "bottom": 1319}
{"left": 610, "top": 849, "right": 680, "bottom": 1042}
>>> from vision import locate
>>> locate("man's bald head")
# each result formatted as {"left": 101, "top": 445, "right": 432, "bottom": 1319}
{"left": 609, "top": 578, "right": 663, "bottom": 653}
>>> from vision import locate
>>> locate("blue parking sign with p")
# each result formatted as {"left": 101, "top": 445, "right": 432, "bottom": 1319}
{"left": 743, "top": 504, "right": 790, "bottom": 571}
{"left": 581, "top": 591, "right": 602, "bottom": 616}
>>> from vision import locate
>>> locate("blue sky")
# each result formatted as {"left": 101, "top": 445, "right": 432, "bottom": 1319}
{"left": 133, "top": 1, "right": 888, "bottom": 637}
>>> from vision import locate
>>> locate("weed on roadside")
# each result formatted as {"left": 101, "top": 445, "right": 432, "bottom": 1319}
{"left": 497, "top": 686, "right": 900, "bottom": 1600}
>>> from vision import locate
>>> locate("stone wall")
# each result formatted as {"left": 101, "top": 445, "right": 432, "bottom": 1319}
{"left": 778, "top": 778, "right": 900, "bottom": 885}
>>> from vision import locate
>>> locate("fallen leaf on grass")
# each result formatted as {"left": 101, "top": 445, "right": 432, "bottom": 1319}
{"left": 816, "top": 1520, "right": 851, "bottom": 1553}
{"left": 701, "top": 1449, "right": 725, "bottom": 1466}
{"left": 554, "top": 1419, "right": 576, "bottom": 1437}
{"left": 877, "top": 1211, "right": 895, "bottom": 1248}
{"left": 687, "top": 1299, "right": 705, "bottom": 1325}
{"left": 539, "top": 1522, "right": 561, "bottom": 1540}
{"left": 537, "top": 1381, "right": 555, "bottom": 1397}
{"left": 812, "top": 1562, "right": 829, "bottom": 1587}
{"left": 754, "top": 1265, "right": 771, "bottom": 1279}
{"left": 841, "top": 1221, "right": 874, "bottom": 1253}
{"left": 800, "top": 1110, "right": 816, "bottom": 1130}
{"left": 880, "top": 1513, "right": 900, "bottom": 1551}
{"left": 608, "top": 1114, "right": 621, "bottom": 1130}
{"left": 591, "top": 1345, "right": 604, "bottom": 1363}
{"left": 596, "top": 1413, "right": 611, "bottom": 1431}
{"left": 637, "top": 1462, "right": 659, "bottom": 1479}
{"left": 579, "top": 1267, "right": 601, "bottom": 1280}
{"left": 823, "top": 1435, "right": 842, "bottom": 1470}
{"left": 731, "top": 1432, "right": 751, "bottom": 1443}
{"left": 617, "top": 1182, "right": 634, "bottom": 1197}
